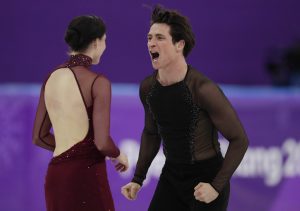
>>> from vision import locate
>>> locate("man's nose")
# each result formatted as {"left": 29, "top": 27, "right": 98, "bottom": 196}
{"left": 148, "top": 39, "right": 156, "bottom": 48}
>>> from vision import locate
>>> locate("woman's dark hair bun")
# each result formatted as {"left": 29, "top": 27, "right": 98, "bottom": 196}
{"left": 64, "top": 15, "right": 106, "bottom": 52}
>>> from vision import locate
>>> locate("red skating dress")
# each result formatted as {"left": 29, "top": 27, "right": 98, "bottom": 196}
{"left": 32, "top": 54, "right": 120, "bottom": 211}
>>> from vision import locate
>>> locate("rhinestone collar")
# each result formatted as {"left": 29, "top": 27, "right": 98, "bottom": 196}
{"left": 67, "top": 54, "right": 92, "bottom": 67}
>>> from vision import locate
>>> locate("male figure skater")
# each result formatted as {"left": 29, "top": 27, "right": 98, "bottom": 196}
{"left": 122, "top": 5, "right": 248, "bottom": 211}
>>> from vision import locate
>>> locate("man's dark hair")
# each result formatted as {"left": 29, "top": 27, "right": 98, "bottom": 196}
{"left": 65, "top": 15, "right": 106, "bottom": 52}
{"left": 151, "top": 5, "right": 195, "bottom": 57}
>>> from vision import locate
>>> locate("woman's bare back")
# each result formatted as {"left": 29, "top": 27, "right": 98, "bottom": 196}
{"left": 33, "top": 54, "right": 120, "bottom": 158}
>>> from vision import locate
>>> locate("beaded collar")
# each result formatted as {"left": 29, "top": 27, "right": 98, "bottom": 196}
{"left": 66, "top": 54, "right": 92, "bottom": 68}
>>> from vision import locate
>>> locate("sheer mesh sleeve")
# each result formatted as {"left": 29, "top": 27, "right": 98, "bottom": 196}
{"left": 198, "top": 81, "right": 249, "bottom": 193}
{"left": 32, "top": 81, "right": 55, "bottom": 151}
{"left": 92, "top": 75, "right": 120, "bottom": 158}
{"left": 132, "top": 78, "right": 161, "bottom": 186}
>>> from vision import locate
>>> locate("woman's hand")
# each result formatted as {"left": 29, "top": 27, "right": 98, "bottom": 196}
{"left": 110, "top": 152, "right": 129, "bottom": 172}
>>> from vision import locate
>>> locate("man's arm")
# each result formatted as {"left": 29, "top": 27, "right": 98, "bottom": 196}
{"left": 198, "top": 81, "right": 249, "bottom": 193}
{"left": 132, "top": 79, "right": 161, "bottom": 186}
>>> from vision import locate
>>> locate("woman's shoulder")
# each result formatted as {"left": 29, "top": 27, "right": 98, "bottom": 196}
{"left": 92, "top": 73, "right": 112, "bottom": 90}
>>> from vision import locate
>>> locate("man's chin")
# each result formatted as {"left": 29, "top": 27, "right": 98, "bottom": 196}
{"left": 151, "top": 62, "right": 159, "bottom": 70}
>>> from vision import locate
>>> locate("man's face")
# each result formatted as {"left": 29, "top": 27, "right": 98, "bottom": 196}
{"left": 147, "top": 23, "right": 180, "bottom": 70}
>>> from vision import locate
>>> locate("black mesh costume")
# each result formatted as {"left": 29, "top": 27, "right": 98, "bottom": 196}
{"left": 132, "top": 65, "right": 248, "bottom": 194}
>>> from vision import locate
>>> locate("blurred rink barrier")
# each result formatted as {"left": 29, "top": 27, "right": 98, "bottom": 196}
{"left": 0, "top": 83, "right": 300, "bottom": 211}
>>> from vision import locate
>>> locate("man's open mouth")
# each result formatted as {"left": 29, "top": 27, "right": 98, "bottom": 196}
{"left": 150, "top": 52, "right": 160, "bottom": 61}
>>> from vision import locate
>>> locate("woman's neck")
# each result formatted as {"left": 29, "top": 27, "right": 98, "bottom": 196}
{"left": 70, "top": 51, "right": 94, "bottom": 62}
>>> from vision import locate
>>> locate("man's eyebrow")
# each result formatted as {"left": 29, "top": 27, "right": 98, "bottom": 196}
{"left": 155, "top": 33, "right": 165, "bottom": 37}
{"left": 147, "top": 33, "right": 165, "bottom": 37}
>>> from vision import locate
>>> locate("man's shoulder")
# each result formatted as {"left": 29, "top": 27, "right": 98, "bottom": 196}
{"left": 187, "top": 66, "right": 221, "bottom": 96}
{"left": 140, "top": 72, "right": 156, "bottom": 89}
{"left": 187, "top": 66, "right": 213, "bottom": 85}
{"left": 142, "top": 73, "right": 155, "bottom": 82}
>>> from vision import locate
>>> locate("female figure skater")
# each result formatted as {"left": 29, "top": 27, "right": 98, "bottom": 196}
{"left": 33, "top": 15, "right": 128, "bottom": 211}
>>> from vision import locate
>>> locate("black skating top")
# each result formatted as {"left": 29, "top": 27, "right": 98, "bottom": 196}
{"left": 132, "top": 65, "right": 248, "bottom": 193}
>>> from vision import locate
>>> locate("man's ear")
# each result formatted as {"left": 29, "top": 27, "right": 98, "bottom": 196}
{"left": 176, "top": 40, "right": 185, "bottom": 52}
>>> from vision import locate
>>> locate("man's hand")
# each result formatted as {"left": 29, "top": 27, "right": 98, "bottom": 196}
{"left": 194, "top": 182, "right": 219, "bottom": 203}
{"left": 121, "top": 182, "right": 141, "bottom": 200}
